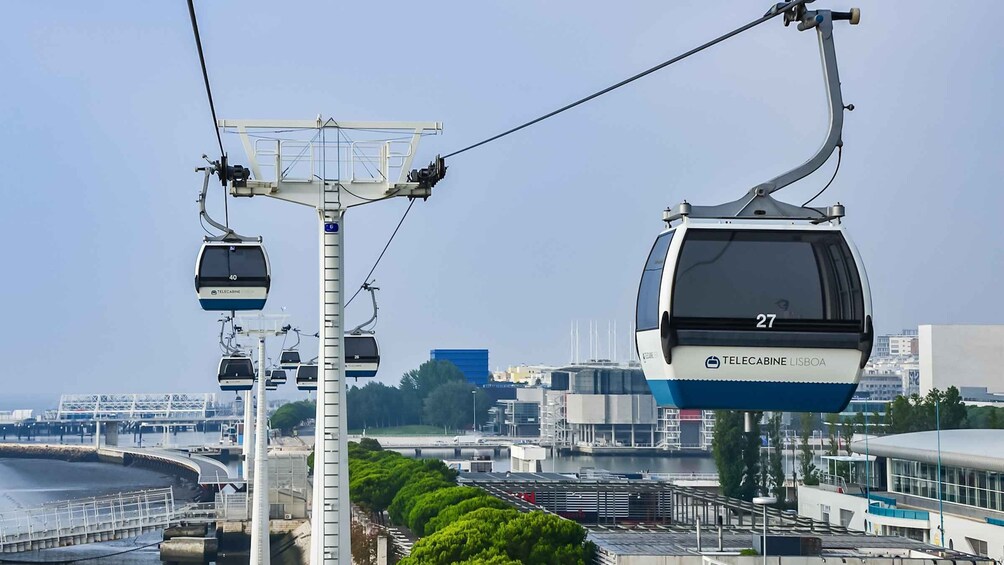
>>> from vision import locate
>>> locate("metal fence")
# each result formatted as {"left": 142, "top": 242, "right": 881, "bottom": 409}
{"left": 0, "top": 488, "right": 174, "bottom": 553}
{"left": 0, "top": 488, "right": 248, "bottom": 552}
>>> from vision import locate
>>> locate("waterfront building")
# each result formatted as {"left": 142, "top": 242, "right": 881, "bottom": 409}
{"left": 798, "top": 429, "right": 1004, "bottom": 561}
{"left": 493, "top": 388, "right": 542, "bottom": 437}
{"left": 430, "top": 348, "right": 490, "bottom": 387}
{"left": 919, "top": 325, "right": 1004, "bottom": 395}
{"left": 531, "top": 364, "right": 714, "bottom": 452}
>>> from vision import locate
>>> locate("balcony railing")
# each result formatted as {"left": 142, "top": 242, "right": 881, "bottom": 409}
{"left": 867, "top": 506, "right": 930, "bottom": 520}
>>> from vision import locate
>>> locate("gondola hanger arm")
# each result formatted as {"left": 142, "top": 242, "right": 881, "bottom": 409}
{"left": 348, "top": 282, "right": 379, "bottom": 335}
{"left": 753, "top": 6, "right": 859, "bottom": 197}
{"left": 195, "top": 163, "right": 259, "bottom": 242}
{"left": 663, "top": 4, "right": 860, "bottom": 224}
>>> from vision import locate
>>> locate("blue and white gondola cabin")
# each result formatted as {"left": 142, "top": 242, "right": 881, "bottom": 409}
{"left": 279, "top": 350, "right": 301, "bottom": 370}
{"left": 635, "top": 220, "right": 873, "bottom": 412}
{"left": 218, "top": 355, "right": 255, "bottom": 392}
{"left": 295, "top": 364, "right": 318, "bottom": 391}
{"left": 195, "top": 241, "right": 270, "bottom": 311}
{"left": 345, "top": 335, "right": 380, "bottom": 379}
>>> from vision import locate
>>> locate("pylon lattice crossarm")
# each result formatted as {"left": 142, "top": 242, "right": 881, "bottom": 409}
{"left": 218, "top": 118, "right": 442, "bottom": 210}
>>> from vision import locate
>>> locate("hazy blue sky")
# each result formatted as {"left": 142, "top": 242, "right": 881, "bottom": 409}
{"left": 2, "top": 1, "right": 1002, "bottom": 409}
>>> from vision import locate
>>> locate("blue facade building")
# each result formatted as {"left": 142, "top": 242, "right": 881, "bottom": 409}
{"left": 430, "top": 349, "right": 489, "bottom": 387}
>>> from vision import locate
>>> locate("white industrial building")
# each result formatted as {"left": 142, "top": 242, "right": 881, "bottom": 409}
{"left": 534, "top": 365, "right": 714, "bottom": 453}
{"left": 798, "top": 430, "right": 1004, "bottom": 561}
{"left": 919, "top": 325, "right": 1004, "bottom": 395}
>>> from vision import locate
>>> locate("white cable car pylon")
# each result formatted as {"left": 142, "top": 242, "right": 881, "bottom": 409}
{"left": 636, "top": 5, "right": 871, "bottom": 414}
{"left": 207, "top": 117, "right": 444, "bottom": 564}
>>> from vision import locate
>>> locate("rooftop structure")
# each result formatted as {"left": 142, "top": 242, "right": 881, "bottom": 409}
{"left": 799, "top": 430, "right": 1004, "bottom": 561}
{"left": 457, "top": 474, "right": 986, "bottom": 564}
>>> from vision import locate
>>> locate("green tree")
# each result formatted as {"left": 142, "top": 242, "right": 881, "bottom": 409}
{"left": 407, "top": 486, "right": 483, "bottom": 535}
{"left": 499, "top": 511, "right": 592, "bottom": 565}
{"left": 388, "top": 471, "right": 454, "bottom": 523}
{"left": 740, "top": 412, "right": 763, "bottom": 500}
{"left": 425, "top": 495, "right": 511, "bottom": 535}
{"left": 939, "top": 387, "right": 968, "bottom": 429}
{"left": 887, "top": 395, "right": 913, "bottom": 433}
{"left": 766, "top": 412, "right": 786, "bottom": 505}
{"left": 989, "top": 408, "right": 1001, "bottom": 429}
{"left": 269, "top": 400, "right": 316, "bottom": 435}
{"left": 825, "top": 413, "right": 840, "bottom": 456}
{"left": 358, "top": 437, "right": 383, "bottom": 452}
{"left": 712, "top": 410, "right": 745, "bottom": 499}
{"left": 401, "top": 507, "right": 518, "bottom": 565}
{"left": 348, "top": 382, "right": 405, "bottom": 429}
{"left": 424, "top": 381, "right": 478, "bottom": 431}
{"left": 798, "top": 412, "right": 819, "bottom": 485}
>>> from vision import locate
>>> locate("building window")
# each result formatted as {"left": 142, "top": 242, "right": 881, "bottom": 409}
{"left": 889, "top": 459, "right": 1004, "bottom": 514}
{"left": 965, "top": 537, "right": 988, "bottom": 557}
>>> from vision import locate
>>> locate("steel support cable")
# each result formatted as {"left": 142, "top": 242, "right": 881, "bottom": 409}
{"left": 443, "top": 0, "right": 804, "bottom": 159}
{"left": 801, "top": 145, "right": 842, "bottom": 207}
{"left": 186, "top": 0, "right": 230, "bottom": 227}
{"left": 345, "top": 199, "right": 416, "bottom": 308}
{"left": 186, "top": 0, "right": 224, "bottom": 157}
{"left": 344, "top": 4, "right": 803, "bottom": 307}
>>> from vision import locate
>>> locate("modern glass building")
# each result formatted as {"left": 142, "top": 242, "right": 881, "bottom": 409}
{"left": 799, "top": 429, "right": 1004, "bottom": 560}
{"left": 430, "top": 349, "right": 489, "bottom": 387}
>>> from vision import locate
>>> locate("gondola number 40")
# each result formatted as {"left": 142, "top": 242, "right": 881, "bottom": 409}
{"left": 755, "top": 314, "right": 777, "bottom": 328}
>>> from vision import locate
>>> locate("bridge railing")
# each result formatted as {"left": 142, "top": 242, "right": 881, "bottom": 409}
{"left": 0, "top": 488, "right": 174, "bottom": 550}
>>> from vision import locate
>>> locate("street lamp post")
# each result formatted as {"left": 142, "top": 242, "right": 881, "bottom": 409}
{"left": 936, "top": 395, "right": 945, "bottom": 546}
{"left": 753, "top": 496, "right": 776, "bottom": 565}
{"left": 472, "top": 390, "right": 477, "bottom": 434}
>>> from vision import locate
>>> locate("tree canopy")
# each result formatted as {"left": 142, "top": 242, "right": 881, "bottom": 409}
{"left": 269, "top": 400, "right": 315, "bottom": 434}
{"left": 712, "top": 410, "right": 763, "bottom": 501}
{"left": 347, "top": 440, "right": 594, "bottom": 564}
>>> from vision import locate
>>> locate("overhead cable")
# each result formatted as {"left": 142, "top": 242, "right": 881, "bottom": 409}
{"left": 443, "top": 0, "right": 805, "bottom": 159}
{"left": 345, "top": 199, "right": 416, "bottom": 308}
{"left": 186, "top": 0, "right": 225, "bottom": 157}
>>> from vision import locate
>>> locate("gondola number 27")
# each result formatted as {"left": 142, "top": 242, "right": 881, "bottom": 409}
{"left": 755, "top": 314, "right": 777, "bottom": 328}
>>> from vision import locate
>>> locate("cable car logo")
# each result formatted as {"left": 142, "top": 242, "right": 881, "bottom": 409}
{"left": 324, "top": 222, "right": 339, "bottom": 233}
{"left": 705, "top": 356, "right": 721, "bottom": 369}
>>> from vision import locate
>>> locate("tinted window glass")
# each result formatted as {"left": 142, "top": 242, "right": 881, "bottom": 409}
{"left": 636, "top": 231, "right": 675, "bottom": 330}
{"left": 346, "top": 336, "right": 379, "bottom": 358}
{"left": 270, "top": 370, "right": 286, "bottom": 381}
{"left": 298, "top": 365, "right": 318, "bottom": 381}
{"left": 672, "top": 229, "right": 863, "bottom": 329}
{"left": 280, "top": 351, "right": 301, "bottom": 364}
{"left": 221, "top": 358, "right": 253, "bottom": 377}
{"left": 199, "top": 245, "right": 268, "bottom": 281}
